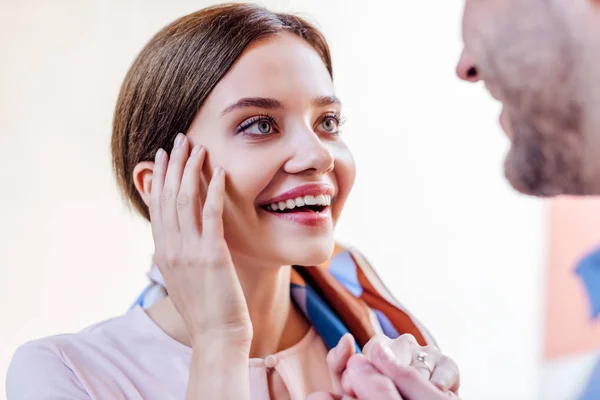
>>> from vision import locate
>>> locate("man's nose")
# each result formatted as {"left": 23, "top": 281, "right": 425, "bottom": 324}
{"left": 456, "top": 50, "right": 480, "bottom": 82}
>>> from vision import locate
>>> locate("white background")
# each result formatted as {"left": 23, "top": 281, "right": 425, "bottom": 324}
{"left": 0, "top": 0, "right": 547, "bottom": 398}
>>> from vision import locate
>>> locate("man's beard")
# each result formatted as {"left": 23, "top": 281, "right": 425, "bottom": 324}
{"left": 503, "top": 105, "right": 586, "bottom": 197}
{"left": 483, "top": 5, "right": 588, "bottom": 196}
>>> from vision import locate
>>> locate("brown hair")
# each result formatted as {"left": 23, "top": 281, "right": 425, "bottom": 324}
{"left": 111, "top": 3, "right": 333, "bottom": 220}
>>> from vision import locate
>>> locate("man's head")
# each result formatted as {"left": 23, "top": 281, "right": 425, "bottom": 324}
{"left": 457, "top": 0, "right": 600, "bottom": 196}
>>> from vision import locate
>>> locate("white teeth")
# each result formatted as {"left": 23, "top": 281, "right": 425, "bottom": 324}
{"left": 266, "top": 194, "right": 332, "bottom": 212}
{"left": 304, "top": 195, "right": 317, "bottom": 205}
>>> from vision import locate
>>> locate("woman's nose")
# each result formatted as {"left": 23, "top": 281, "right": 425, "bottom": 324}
{"left": 456, "top": 50, "right": 480, "bottom": 83}
{"left": 284, "top": 131, "right": 335, "bottom": 176}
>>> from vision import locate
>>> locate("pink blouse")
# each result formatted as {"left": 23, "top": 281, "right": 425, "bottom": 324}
{"left": 6, "top": 306, "right": 333, "bottom": 399}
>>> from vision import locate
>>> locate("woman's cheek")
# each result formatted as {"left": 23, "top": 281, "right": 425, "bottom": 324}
{"left": 223, "top": 153, "right": 281, "bottom": 208}
{"left": 332, "top": 144, "right": 356, "bottom": 221}
{"left": 335, "top": 143, "right": 356, "bottom": 192}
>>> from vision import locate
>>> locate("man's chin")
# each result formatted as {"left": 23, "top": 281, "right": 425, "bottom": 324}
{"left": 505, "top": 175, "right": 563, "bottom": 197}
{"left": 504, "top": 153, "right": 565, "bottom": 197}
{"left": 504, "top": 157, "right": 595, "bottom": 197}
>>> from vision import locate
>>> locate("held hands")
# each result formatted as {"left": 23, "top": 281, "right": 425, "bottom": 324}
{"left": 150, "top": 133, "right": 252, "bottom": 347}
{"left": 310, "top": 334, "right": 460, "bottom": 400}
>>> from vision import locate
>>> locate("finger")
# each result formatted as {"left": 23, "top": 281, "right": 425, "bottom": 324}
{"left": 177, "top": 144, "right": 206, "bottom": 237}
{"left": 370, "top": 342, "right": 455, "bottom": 400}
{"left": 150, "top": 148, "right": 167, "bottom": 246}
{"left": 327, "top": 333, "right": 356, "bottom": 394}
{"left": 410, "top": 345, "right": 441, "bottom": 381}
{"left": 306, "top": 393, "right": 357, "bottom": 400}
{"left": 391, "top": 334, "right": 418, "bottom": 366}
{"left": 306, "top": 393, "right": 343, "bottom": 400}
{"left": 430, "top": 356, "right": 460, "bottom": 394}
{"left": 343, "top": 355, "right": 403, "bottom": 400}
{"left": 202, "top": 167, "right": 226, "bottom": 238}
{"left": 162, "top": 133, "right": 189, "bottom": 234}
{"left": 362, "top": 334, "right": 393, "bottom": 362}
{"left": 368, "top": 335, "right": 411, "bottom": 367}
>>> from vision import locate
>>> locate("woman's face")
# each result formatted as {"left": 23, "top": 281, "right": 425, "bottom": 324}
{"left": 182, "top": 33, "right": 354, "bottom": 268}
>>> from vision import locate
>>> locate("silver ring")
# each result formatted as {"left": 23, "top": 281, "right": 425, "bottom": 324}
{"left": 412, "top": 351, "right": 434, "bottom": 375}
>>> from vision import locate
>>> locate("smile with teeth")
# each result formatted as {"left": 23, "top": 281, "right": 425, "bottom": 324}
{"left": 263, "top": 195, "right": 332, "bottom": 213}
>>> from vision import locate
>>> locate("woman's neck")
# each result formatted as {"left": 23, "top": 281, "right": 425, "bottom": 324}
{"left": 236, "top": 263, "right": 309, "bottom": 358}
{"left": 146, "top": 261, "right": 310, "bottom": 359}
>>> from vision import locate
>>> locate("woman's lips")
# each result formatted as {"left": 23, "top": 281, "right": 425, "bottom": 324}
{"left": 257, "top": 183, "right": 335, "bottom": 227}
{"left": 262, "top": 194, "right": 332, "bottom": 212}
{"left": 258, "top": 183, "right": 334, "bottom": 206}
{"left": 262, "top": 205, "right": 332, "bottom": 227}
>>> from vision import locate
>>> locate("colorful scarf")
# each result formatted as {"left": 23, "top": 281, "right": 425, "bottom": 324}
{"left": 130, "top": 244, "right": 435, "bottom": 351}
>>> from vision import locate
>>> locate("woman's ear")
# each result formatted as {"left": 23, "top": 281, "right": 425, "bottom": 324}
{"left": 133, "top": 161, "right": 155, "bottom": 209}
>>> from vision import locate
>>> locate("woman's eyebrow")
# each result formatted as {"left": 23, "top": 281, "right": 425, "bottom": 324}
{"left": 221, "top": 97, "right": 282, "bottom": 115}
{"left": 313, "top": 95, "right": 341, "bottom": 107}
{"left": 220, "top": 95, "right": 341, "bottom": 116}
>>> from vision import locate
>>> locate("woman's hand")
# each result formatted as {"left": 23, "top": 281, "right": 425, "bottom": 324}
{"left": 151, "top": 133, "right": 251, "bottom": 343}
{"left": 312, "top": 333, "right": 460, "bottom": 400}
{"left": 362, "top": 334, "right": 460, "bottom": 394}
{"left": 151, "top": 133, "right": 252, "bottom": 399}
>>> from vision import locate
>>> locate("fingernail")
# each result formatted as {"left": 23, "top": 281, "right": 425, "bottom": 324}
{"left": 213, "top": 167, "right": 222, "bottom": 177}
{"left": 191, "top": 144, "right": 202, "bottom": 155}
{"left": 343, "top": 332, "right": 355, "bottom": 345}
{"left": 344, "top": 334, "right": 356, "bottom": 355}
{"left": 155, "top": 149, "right": 164, "bottom": 162}
{"left": 174, "top": 133, "right": 185, "bottom": 148}
{"left": 335, "top": 335, "right": 348, "bottom": 357}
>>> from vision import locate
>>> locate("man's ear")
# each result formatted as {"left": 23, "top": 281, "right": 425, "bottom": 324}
{"left": 133, "top": 161, "right": 155, "bottom": 209}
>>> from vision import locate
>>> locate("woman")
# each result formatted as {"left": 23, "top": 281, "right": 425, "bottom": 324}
{"left": 7, "top": 4, "right": 460, "bottom": 399}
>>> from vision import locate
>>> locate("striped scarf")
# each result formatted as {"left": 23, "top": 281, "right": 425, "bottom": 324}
{"left": 130, "top": 244, "right": 435, "bottom": 350}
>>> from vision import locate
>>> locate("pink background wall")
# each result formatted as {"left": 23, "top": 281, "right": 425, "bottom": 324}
{"left": 546, "top": 197, "right": 600, "bottom": 359}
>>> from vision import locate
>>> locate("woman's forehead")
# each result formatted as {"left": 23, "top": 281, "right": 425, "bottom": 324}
{"left": 204, "top": 33, "right": 335, "bottom": 110}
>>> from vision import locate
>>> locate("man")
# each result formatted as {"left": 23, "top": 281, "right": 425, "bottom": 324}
{"left": 457, "top": 0, "right": 600, "bottom": 197}
{"left": 313, "top": 0, "right": 600, "bottom": 398}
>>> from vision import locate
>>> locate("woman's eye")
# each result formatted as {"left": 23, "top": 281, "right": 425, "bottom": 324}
{"left": 320, "top": 117, "right": 339, "bottom": 134}
{"left": 242, "top": 119, "right": 274, "bottom": 135}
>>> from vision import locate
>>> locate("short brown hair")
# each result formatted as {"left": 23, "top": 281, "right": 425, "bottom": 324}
{"left": 111, "top": 3, "right": 333, "bottom": 220}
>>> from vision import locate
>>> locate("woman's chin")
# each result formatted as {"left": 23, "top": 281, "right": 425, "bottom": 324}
{"left": 282, "top": 239, "right": 335, "bottom": 267}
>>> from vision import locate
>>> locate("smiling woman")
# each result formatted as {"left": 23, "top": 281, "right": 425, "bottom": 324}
{"left": 6, "top": 3, "right": 455, "bottom": 400}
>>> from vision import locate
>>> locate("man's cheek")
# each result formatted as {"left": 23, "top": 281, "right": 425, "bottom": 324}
{"left": 499, "top": 109, "right": 514, "bottom": 141}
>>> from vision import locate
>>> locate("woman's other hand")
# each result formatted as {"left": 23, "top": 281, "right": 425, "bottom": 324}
{"left": 309, "top": 346, "right": 461, "bottom": 400}
{"left": 362, "top": 334, "right": 460, "bottom": 394}
{"left": 315, "top": 333, "right": 460, "bottom": 400}
{"left": 151, "top": 133, "right": 252, "bottom": 346}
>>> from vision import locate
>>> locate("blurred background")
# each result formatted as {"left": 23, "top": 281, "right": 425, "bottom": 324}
{"left": 2, "top": 0, "right": 599, "bottom": 399}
